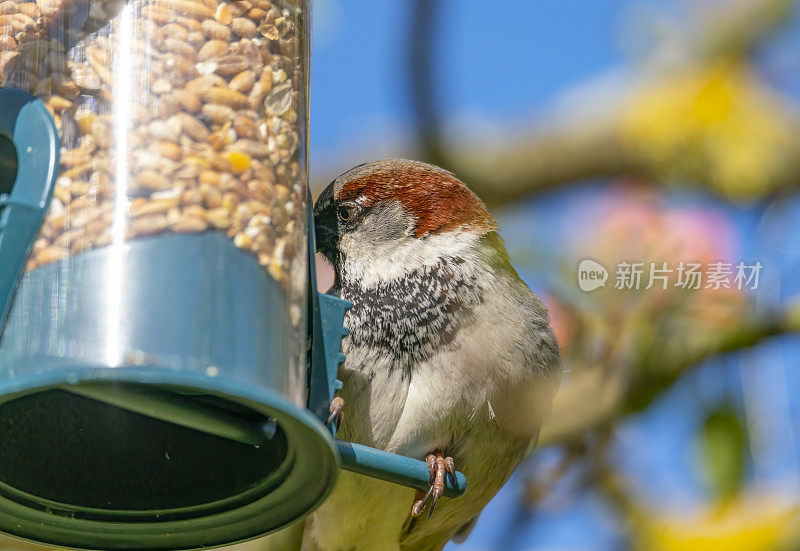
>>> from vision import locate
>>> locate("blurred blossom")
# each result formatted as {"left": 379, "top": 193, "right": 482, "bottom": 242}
{"left": 565, "top": 184, "right": 749, "bottom": 340}
{"left": 541, "top": 293, "right": 578, "bottom": 353}
{"left": 621, "top": 60, "right": 797, "bottom": 199}
{"left": 570, "top": 181, "right": 737, "bottom": 265}
{"left": 538, "top": 181, "right": 752, "bottom": 449}
{"left": 638, "top": 491, "right": 800, "bottom": 551}
{"left": 585, "top": 184, "right": 749, "bottom": 337}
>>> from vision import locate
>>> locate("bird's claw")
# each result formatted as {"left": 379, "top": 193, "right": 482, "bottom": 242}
{"left": 411, "top": 485, "right": 433, "bottom": 517}
{"left": 410, "top": 451, "right": 455, "bottom": 518}
{"left": 326, "top": 396, "right": 344, "bottom": 429}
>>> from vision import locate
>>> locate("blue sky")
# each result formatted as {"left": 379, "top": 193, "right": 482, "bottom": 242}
{"left": 309, "top": 0, "right": 629, "bottom": 179}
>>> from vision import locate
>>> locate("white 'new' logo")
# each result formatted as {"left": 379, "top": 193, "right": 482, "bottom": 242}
{"left": 577, "top": 259, "right": 608, "bottom": 292}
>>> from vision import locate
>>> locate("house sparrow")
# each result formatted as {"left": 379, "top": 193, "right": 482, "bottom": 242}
{"left": 304, "top": 159, "right": 561, "bottom": 551}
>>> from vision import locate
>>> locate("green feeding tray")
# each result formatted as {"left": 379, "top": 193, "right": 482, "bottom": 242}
{"left": 0, "top": 371, "right": 338, "bottom": 550}
{"left": 0, "top": 88, "right": 465, "bottom": 551}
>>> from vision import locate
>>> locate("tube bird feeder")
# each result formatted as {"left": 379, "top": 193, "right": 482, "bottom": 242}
{"left": 0, "top": 1, "right": 465, "bottom": 549}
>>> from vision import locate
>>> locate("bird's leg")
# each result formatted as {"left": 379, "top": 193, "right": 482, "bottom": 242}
{"left": 410, "top": 450, "right": 456, "bottom": 518}
{"left": 326, "top": 396, "right": 344, "bottom": 429}
{"left": 411, "top": 455, "right": 436, "bottom": 517}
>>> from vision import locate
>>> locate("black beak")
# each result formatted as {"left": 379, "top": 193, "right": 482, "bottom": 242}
{"left": 314, "top": 223, "right": 337, "bottom": 259}
{"left": 313, "top": 183, "right": 339, "bottom": 261}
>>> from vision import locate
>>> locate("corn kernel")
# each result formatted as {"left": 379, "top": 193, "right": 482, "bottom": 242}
{"left": 227, "top": 151, "right": 251, "bottom": 174}
{"left": 234, "top": 232, "right": 252, "bottom": 249}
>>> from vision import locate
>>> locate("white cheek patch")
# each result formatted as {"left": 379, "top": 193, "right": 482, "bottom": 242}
{"left": 339, "top": 229, "right": 481, "bottom": 288}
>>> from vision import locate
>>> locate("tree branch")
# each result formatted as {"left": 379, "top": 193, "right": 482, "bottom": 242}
{"left": 538, "top": 308, "right": 800, "bottom": 448}
{"left": 408, "top": 0, "right": 446, "bottom": 168}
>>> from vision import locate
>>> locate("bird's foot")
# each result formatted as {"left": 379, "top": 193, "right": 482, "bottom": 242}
{"left": 326, "top": 396, "right": 344, "bottom": 429}
{"left": 411, "top": 450, "right": 455, "bottom": 518}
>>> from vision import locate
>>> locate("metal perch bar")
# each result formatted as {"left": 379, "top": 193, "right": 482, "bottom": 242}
{"left": 336, "top": 440, "right": 467, "bottom": 498}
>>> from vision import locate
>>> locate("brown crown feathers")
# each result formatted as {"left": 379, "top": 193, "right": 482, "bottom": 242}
{"left": 334, "top": 159, "right": 498, "bottom": 238}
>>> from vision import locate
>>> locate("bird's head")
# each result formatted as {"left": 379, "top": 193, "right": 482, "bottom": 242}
{"left": 313, "top": 159, "right": 498, "bottom": 288}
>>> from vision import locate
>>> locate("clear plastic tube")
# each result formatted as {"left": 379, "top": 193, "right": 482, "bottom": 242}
{"left": 0, "top": 0, "right": 309, "bottom": 402}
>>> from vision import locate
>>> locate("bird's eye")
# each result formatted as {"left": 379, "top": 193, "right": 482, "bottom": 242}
{"left": 338, "top": 205, "right": 355, "bottom": 222}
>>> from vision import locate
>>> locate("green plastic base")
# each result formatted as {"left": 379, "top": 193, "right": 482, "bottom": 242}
{"left": 0, "top": 233, "right": 338, "bottom": 549}
{"left": 0, "top": 367, "right": 339, "bottom": 550}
